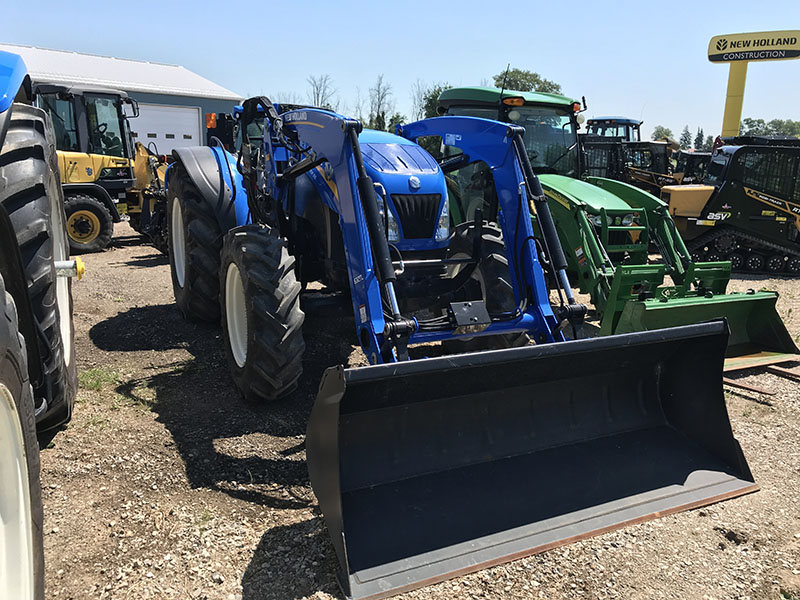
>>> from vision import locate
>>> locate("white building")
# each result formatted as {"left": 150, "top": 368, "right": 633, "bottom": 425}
{"left": 0, "top": 42, "right": 243, "bottom": 154}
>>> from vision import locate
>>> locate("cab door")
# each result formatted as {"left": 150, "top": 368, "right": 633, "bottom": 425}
{"left": 37, "top": 92, "right": 88, "bottom": 183}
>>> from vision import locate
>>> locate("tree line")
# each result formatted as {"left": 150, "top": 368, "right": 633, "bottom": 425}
{"left": 651, "top": 125, "right": 715, "bottom": 152}
{"left": 651, "top": 117, "right": 800, "bottom": 152}
{"left": 292, "top": 67, "right": 561, "bottom": 132}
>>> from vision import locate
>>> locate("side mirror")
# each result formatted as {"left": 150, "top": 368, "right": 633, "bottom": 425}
{"left": 124, "top": 98, "right": 139, "bottom": 118}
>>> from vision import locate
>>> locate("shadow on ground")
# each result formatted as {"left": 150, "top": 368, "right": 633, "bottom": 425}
{"left": 88, "top": 297, "right": 357, "bottom": 510}
{"left": 241, "top": 516, "right": 342, "bottom": 600}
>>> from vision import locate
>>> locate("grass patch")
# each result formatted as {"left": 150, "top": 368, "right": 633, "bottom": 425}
{"left": 83, "top": 414, "right": 110, "bottom": 430}
{"left": 78, "top": 367, "right": 120, "bottom": 391}
{"left": 195, "top": 508, "right": 214, "bottom": 527}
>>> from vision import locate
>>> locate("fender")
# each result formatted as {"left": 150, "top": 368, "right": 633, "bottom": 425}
{"left": 169, "top": 145, "right": 249, "bottom": 233}
{"left": 0, "top": 50, "right": 31, "bottom": 149}
{"left": 62, "top": 183, "right": 122, "bottom": 222}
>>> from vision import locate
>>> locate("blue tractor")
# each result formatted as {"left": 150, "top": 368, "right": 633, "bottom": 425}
{"left": 1, "top": 50, "right": 81, "bottom": 600}
{"left": 166, "top": 98, "right": 754, "bottom": 599}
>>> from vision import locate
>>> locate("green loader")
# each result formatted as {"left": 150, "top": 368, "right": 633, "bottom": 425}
{"left": 438, "top": 87, "right": 798, "bottom": 371}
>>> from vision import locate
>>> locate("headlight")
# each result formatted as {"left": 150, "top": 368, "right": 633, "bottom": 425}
{"left": 375, "top": 190, "right": 400, "bottom": 242}
{"left": 590, "top": 214, "right": 611, "bottom": 227}
{"left": 435, "top": 198, "right": 449, "bottom": 241}
{"left": 621, "top": 213, "right": 635, "bottom": 227}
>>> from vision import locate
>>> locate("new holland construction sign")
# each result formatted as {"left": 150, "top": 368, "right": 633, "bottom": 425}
{"left": 708, "top": 30, "right": 800, "bottom": 63}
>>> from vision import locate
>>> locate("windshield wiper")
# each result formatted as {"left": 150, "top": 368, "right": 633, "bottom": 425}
{"left": 548, "top": 142, "right": 578, "bottom": 169}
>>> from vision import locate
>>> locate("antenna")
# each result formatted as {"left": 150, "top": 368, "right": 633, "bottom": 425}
{"left": 497, "top": 63, "right": 510, "bottom": 120}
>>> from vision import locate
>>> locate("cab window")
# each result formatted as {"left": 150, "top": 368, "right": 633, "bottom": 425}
{"left": 84, "top": 94, "right": 125, "bottom": 157}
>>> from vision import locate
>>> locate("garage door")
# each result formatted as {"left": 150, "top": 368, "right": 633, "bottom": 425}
{"left": 130, "top": 103, "right": 202, "bottom": 154}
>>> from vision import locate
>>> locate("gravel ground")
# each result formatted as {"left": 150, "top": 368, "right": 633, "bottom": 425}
{"left": 42, "top": 222, "right": 800, "bottom": 600}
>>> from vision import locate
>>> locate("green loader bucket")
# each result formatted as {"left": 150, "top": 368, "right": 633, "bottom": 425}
{"left": 306, "top": 322, "right": 756, "bottom": 600}
{"left": 611, "top": 291, "right": 799, "bottom": 372}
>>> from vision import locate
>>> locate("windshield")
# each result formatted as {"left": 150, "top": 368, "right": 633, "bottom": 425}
{"left": 587, "top": 123, "right": 639, "bottom": 142}
{"left": 447, "top": 105, "right": 579, "bottom": 176}
{"left": 85, "top": 94, "right": 126, "bottom": 157}
{"left": 703, "top": 153, "right": 730, "bottom": 187}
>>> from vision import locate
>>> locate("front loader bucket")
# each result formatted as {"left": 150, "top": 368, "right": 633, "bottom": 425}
{"left": 306, "top": 321, "right": 756, "bottom": 600}
{"left": 612, "top": 292, "right": 799, "bottom": 371}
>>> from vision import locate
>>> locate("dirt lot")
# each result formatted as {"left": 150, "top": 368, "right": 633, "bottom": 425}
{"left": 42, "top": 222, "right": 800, "bottom": 600}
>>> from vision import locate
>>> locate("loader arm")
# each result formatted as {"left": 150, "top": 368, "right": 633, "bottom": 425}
{"left": 400, "top": 116, "right": 587, "bottom": 337}
{"left": 265, "top": 107, "right": 395, "bottom": 362}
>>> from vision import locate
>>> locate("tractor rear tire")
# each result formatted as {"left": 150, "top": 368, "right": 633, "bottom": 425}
{"left": 0, "top": 103, "right": 77, "bottom": 431}
{"left": 168, "top": 164, "right": 222, "bottom": 322}
{"left": 220, "top": 225, "right": 305, "bottom": 402}
{"left": 445, "top": 221, "right": 529, "bottom": 351}
{"left": 0, "top": 278, "right": 45, "bottom": 600}
{"left": 64, "top": 193, "right": 113, "bottom": 253}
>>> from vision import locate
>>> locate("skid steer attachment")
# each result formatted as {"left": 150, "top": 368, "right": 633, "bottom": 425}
{"left": 307, "top": 320, "right": 756, "bottom": 600}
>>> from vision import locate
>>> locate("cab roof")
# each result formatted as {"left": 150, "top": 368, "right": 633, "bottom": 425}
{"left": 588, "top": 116, "right": 641, "bottom": 125}
{"left": 438, "top": 86, "right": 577, "bottom": 110}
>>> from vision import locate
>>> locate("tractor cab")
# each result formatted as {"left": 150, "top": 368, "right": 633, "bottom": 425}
{"left": 586, "top": 116, "right": 642, "bottom": 142}
{"left": 33, "top": 83, "right": 140, "bottom": 252}
{"left": 34, "top": 84, "right": 137, "bottom": 179}
{"left": 438, "top": 87, "right": 584, "bottom": 178}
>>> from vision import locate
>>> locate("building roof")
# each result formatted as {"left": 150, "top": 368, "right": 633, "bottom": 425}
{"left": 0, "top": 42, "right": 242, "bottom": 101}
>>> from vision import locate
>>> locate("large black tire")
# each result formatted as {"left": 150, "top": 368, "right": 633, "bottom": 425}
{"left": 0, "top": 103, "right": 77, "bottom": 431}
{"left": 168, "top": 164, "right": 222, "bottom": 322}
{"left": 0, "top": 277, "right": 45, "bottom": 600}
{"left": 445, "top": 221, "right": 529, "bottom": 351}
{"left": 220, "top": 225, "right": 305, "bottom": 402}
{"left": 63, "top": 192, "right": 113, "bottom": 254}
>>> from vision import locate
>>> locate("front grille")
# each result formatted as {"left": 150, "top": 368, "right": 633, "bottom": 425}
{"left": 391, "top": 194, "right": 441, "bottom": 239}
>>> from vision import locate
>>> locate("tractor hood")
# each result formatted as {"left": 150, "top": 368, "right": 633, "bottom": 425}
{"left": 538, "top": 174, "right": 632, "bottom": 212}
{"left": 358, "top": 129, "right": 449, "bottom": 251}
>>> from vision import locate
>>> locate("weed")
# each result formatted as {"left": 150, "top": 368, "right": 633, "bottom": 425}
{"left": 78, "top": 367, "right": 120, "bottom": 391}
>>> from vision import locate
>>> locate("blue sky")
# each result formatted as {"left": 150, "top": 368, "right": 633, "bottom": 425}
{"left": 4, "top": 0, "right": 800, "bottom": 140}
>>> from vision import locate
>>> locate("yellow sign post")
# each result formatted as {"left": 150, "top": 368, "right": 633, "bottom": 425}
{"left": 708, "top": 30, "right": 800, "bottom": 136}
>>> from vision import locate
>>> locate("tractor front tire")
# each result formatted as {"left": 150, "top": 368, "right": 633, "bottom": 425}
{"left": 168, "top": 164, "right": 222, "bottom": 322}
{"left": 0, "top": 103, "right": 77, "bottom": 431}
{"left": 64, "top": 193, "right": 113, "bottom": 253}
{"left": 220, "top": 225, "right": 305, "bottom": 402}
{"left": 0, "top": 279, "right": 45, "bottom": 600}
{"left": 446, "top": 221, "right": 529, "bottom": 351}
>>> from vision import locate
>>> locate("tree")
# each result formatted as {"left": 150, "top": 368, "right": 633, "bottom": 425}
{"left": 702, "top": 135, "right": 715, "bottom": 151}
{"left": 367, "top": 74, "right": 394, "bottom": 131}
{"left": 422, "top": 83, "right": 449, "bottom": 119}
{"left": 491, "top": 67, "right": 562, "bottom": 94}
{"left": 306, "top": 74, "right": 337, "bottom": 109}
{"left": 739, "top": 118, "right": 769, "bottom": 136}
{"left": 694, "top": 127, "right": 704, "bottom": 150}
{"left": 740, "top": 117, "right": 800, "bottom": 137}
{"left": 651, "top": 125, "right": 673, "bottom": 141}
{"left": 679, "top": 125, "right": 692, "bottom": 150}
{"left": 410, "top": 79, "right": 427, "bottom": 120}
{"left": 273, "top": 91, "right": 302, "bottom": 104}
{"left": 387, "top": 113, "right": 406, "bottom": 133}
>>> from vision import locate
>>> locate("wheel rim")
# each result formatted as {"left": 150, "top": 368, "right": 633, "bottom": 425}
{"left": 767, "top": 256, "right": 785, "bottom": 272}
{"left": 746, "top": 255, "right": 764, "bottom": 271}
{"left": 171, "top": 199, "right": 186, "bottom": 288}
{"left": 730, "top": 253, "right": 744, "bottom": 270}
{"left": 0, "top": 384, "right": 35, "bottom": 600}
{"left": 788, "top": 258, "right": 800, "bottom": 273}
{"left": 51, "top": 190, "right": 72, "bottom": 366}
{"left": 66, "top": 210, "right": 100, "bottom": 243}
{"left": 225, "top": 263, "right": 248, "bottom": 368}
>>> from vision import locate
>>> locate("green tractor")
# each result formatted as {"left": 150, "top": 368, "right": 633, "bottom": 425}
{"left": 438, "top": 87, "right": 798, "bottom": 370}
